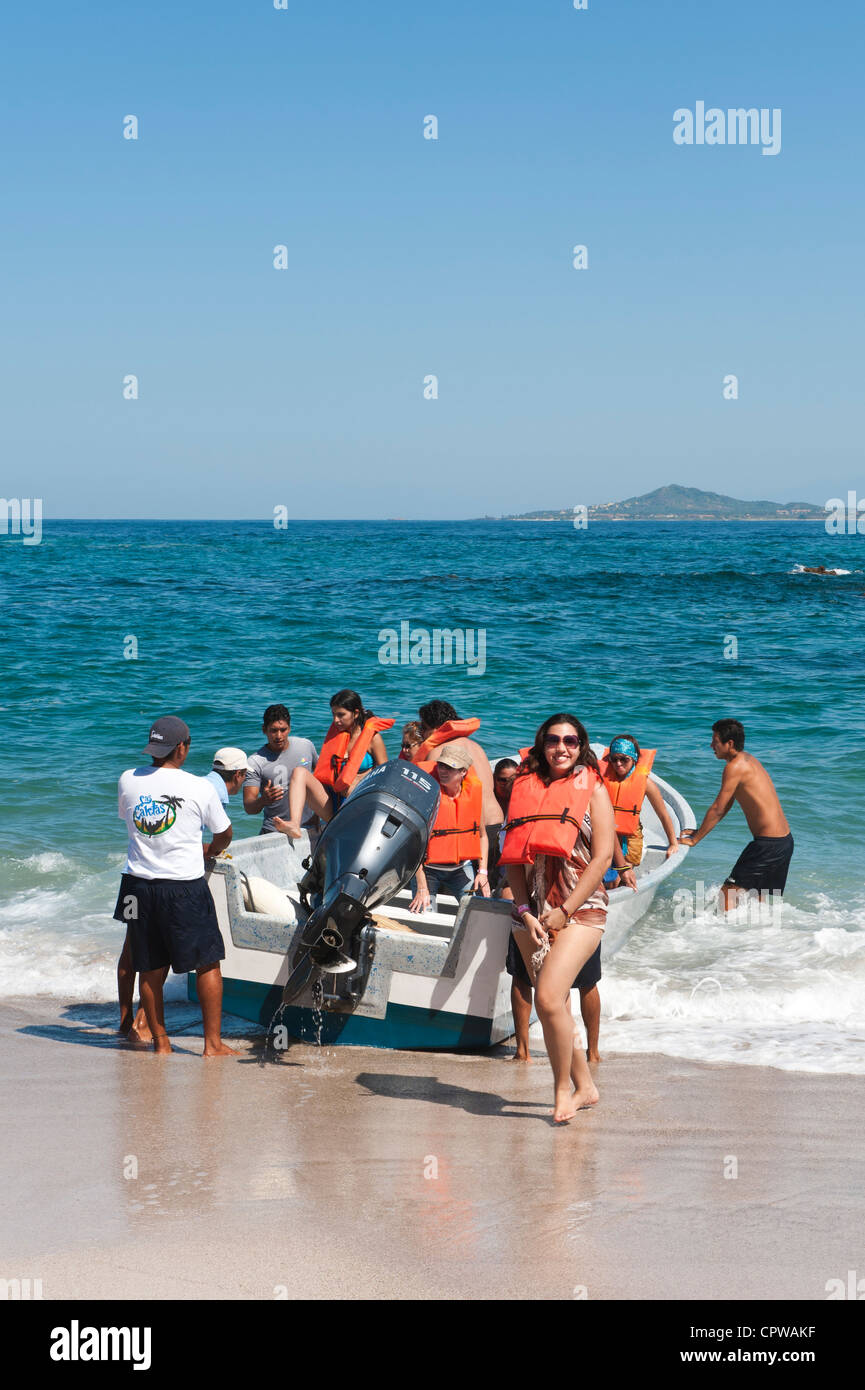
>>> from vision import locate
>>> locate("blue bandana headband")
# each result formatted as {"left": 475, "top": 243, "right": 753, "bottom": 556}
{"left": 609, "top": 737, "right": 638, "bottom": 760}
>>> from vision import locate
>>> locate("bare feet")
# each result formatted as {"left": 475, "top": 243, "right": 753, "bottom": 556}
{"left": 203, "top": 1041, "right": 239, "bottom": 1057}
{"left": 511, "top": 1047, "right": 533, "bottom": 1062}
{"left": 586, "top": 1049, "right": 601, "bottom": 1064}
{"left": 131, "top": 1007, "right": 153, "bottom": 1044}
{"left": 152, "top": 1034, "right": 172, "bottom": 1055}
{"left": 552, "top": 1083, "right": 599, "bottom": 1123}
{"left": 271, "top": 816, "right": 302, "bottom": 840}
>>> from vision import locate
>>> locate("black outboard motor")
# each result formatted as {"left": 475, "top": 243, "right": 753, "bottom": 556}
{"left": 282, "top": 759, "right": 440, "bottom": 1003}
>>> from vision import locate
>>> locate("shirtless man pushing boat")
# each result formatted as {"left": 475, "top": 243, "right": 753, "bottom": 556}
{"left": 678, "top": 719, "right": 793, "bottom": 911}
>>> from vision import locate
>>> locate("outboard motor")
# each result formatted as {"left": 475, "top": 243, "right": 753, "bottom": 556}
{"left": 281, "top": 760, "right": 440, "bottom": 1005}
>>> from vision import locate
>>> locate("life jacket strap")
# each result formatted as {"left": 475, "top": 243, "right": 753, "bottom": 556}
{"left": 507, "top": 811, "right": 581, "bottom": 830}
{"left": 430, "top": 822, "right": 480, "bottom": 839}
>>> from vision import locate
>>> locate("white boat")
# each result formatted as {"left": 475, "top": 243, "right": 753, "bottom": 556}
{"left": 195, "top": 748, "right": 694, "bottom": 1049}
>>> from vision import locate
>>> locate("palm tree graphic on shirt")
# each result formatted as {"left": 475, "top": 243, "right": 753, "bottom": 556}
{"left": 133, "top": 795, "right": 186, "bottom": 837}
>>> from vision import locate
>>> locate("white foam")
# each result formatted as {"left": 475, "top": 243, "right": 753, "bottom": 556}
{"left": 556, "top": 888, "right": 865, "bottom": 1074}
{"left": 16, "top": 852, "right": 80, "bottom": 873}
{"left": 3, "top": 857, "right": 865, "bottom": 1073}
{"left": 0, "top": 861, "right": 186, "bottom": 1003}
{"left": 790, "top": 563, "right": 853, "bottom": 576}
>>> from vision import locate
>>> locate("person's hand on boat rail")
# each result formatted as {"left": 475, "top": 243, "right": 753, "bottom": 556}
{"left": 409, "top": 864, "right": 431, "bottom": 914}
{"left": 472, "top": 868, "right": 491, "bottom": 897}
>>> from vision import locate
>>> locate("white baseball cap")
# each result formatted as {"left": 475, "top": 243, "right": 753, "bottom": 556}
{"left": 212, "top": 747, "right": 248, "bottom": 772}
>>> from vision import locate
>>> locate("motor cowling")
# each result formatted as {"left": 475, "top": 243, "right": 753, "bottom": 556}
{"left": 294, "top": 759, "right": 440, "bottom": 971}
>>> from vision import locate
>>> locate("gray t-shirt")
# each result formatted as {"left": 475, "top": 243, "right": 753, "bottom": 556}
{"left": 244, "top": 738, "right": 317, "bottom": 830}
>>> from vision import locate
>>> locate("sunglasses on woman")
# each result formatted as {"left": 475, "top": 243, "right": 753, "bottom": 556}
{"left": 543, "top": 734, "right": 579, "bottom": 750}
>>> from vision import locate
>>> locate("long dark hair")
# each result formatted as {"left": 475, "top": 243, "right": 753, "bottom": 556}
{"left": 330, "top": 688, "right": 369, "bottom": 731}
{"left": 519, "top": 713, "right": 599, "bottom": 785}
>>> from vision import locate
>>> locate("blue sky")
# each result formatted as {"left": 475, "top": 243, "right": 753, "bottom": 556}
{"left": 2, "top": 1, "right": 862, "bottom": 518}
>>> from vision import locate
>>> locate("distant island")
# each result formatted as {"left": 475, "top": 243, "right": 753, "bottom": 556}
{"left": 486, "top": 485, "right": 824, "bottom": 522}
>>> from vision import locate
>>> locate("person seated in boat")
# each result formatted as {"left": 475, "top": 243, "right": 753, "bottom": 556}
{"left": 415, "top": 700, "right": 502, "bottom": 849}
{"left": 604, "top": 839, "right": 639, "bottom": 889}
{"left": 399, "top": 721, "right": 424, "bottom": 760}
{"left": 490, "top": 758, "right": 518, "bottom": 898}
{"left": 492, "top": 758, "right": 518, "bottom": 856}
{"left": 502, "top": 714, "right": 615, "bottom": 1122}
{"left": 243, "top": 704, "right": 317, "bottom": 836}
{"left": 409, "top": 743, "right": 491, "bottom": 912}
{"left": 599, "top": 735, "right": 679, "bottom": 884}
{"left": 273, "top": 689, "right": 392, "bottom": 839}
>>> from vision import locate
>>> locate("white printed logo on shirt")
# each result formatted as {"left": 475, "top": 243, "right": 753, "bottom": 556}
{"left": 132, "top": 794, "right": 185, "bottom": 836}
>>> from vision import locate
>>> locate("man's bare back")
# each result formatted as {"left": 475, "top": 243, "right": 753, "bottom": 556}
{"left": 679, "top": 723, "right": 793, "bottom": 909}
{"left": 722, "top": 751, "right": 790, "bottom": 838}
{"left": 680, "top": 731, "right": 789, "bottom": 847}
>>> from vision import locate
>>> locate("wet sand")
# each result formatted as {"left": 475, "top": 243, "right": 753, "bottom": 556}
{"left": 2, "top": 996, "right": 862, "bottom": 1301}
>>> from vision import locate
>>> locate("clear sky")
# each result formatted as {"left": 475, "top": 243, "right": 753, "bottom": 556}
{"left": 2, "top": 1, "right": 862, "bottom": 519}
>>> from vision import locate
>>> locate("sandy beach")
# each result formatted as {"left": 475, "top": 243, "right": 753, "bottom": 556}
{"left": 2, "top": 996, "right": 862, "bottom": 1302}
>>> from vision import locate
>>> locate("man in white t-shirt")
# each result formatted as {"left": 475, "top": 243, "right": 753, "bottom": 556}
{"left": 114, "top": 715, "right": 236, "bottom": 1057}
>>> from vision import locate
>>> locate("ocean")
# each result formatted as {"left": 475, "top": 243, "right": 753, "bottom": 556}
{"left": 1, "top": 518, "right": 863, "bottom": 1072}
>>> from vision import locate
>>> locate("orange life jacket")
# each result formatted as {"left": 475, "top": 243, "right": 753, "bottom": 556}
{"left": 499, "top": 766, "right": 600, "bottom": 865}
{"left": 314, "top": 716, "right": 395, "bottom": 795}
{"left": 411, "top": 718, "right": 481, "bottom": 764}
{"left": 598, "top": 747, "right": 656, "bottom": 836}
{"left": 422, "top": 763, "right": 483, "bottom": 865}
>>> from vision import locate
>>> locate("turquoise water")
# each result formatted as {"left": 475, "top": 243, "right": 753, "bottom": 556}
{"left": 2, "top": 520, "right": 864, "bottom": 1069}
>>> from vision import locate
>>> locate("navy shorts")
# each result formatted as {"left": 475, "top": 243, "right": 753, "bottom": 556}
{"left": 506, "top": 932, "right": 601, "bottom": 991}
{"left": 726, "top": 834, "right": 794, "bottom": 894}
{"left": 114, "top": 874, "right": 225, "bottom": 974}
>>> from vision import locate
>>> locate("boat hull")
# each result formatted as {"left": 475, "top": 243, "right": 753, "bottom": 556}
{"left": 190, "top": 972, "right": 509, "bottom": 1050}
{"left": 193, "top": 752, "right": 694, "bottom": 1050}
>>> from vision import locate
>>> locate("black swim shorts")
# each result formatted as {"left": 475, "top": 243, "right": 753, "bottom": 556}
{"left": 726, "top": 834, "right": 794, "bottom": 894}
{"left": 506, "top": 932, "right": 602, "bottom": 991}
{"left": 114, "top": 874, "right": 225, "bottom": 973}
